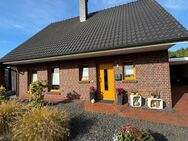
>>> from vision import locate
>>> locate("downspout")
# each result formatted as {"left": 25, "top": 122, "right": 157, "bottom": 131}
{"left": 16, "top": 67, "right": 19, "bottom": 97}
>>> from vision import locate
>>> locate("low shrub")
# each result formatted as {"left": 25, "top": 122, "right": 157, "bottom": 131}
{"left": 0, "top": 86, "right": 7, "bottom": 102}
{"left": 12, "top": 107, "right": 70, "bottom": 141}
{"left": 113, "top": 124, "right": 155, "bottom": 141}
{"left": 0, "top": 102, "right": 26, "bottom": 138}
{"left": 28, "top": 80, "right": 48, "bottom": 107}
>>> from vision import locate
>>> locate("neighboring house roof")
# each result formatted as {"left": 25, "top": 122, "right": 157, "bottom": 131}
{"left": 2, "top": 0, "right": 188, "bottom": 64}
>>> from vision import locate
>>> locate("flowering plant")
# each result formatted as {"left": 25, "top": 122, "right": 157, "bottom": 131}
{"left": 116, "top": 88, "right": 126, "bottom": 95}
{"left": 90, "top": 86, "right": 96, "bottom": 92}
{"left": 113, "top": 124, "right": 155, "bottom": 141}
{"left": 151, "top": 90, "right": 161, "bottom": 99}
{"left": 131, "top": 90, "right": 139, "bottom": 96}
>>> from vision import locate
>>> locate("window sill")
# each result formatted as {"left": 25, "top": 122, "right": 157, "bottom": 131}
{"left": 79, "top": 80, "right": 90, "bottom": 84}
{"left": 50, "top": 90, "right": 61, "bottom": 93}
{"left": 47, "top": 91, "right": 61, "bottom": 95}
{"left": 122, "top": 80, "right": 138, "bottom": 83}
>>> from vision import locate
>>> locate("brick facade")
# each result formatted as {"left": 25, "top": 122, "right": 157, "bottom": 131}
{"left": 17, "top": 50, "right": 172, "bottom": 108}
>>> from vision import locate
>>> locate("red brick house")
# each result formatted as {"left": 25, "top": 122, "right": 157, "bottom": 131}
{"left": 1, "top": 0, "right": 188, "bottom": 108}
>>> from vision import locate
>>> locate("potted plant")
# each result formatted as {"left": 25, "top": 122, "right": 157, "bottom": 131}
{"left": 150, "top": 90, "right": 161, "bottom": 99}
{"left": 116, "top": 88, "right": 126, "bottom": 105}
{"left": 131, "top": 90, "right": 139, "bottom": 96}
{"left": 150, "top": 93, "right": 155, "bottom": 99}
{"left": 89, "top": 86, "right": 96, "bottom": 103}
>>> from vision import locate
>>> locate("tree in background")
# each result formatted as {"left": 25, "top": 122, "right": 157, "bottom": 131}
{"left": 169, "top": 47, "right": 188, "bottom": 58}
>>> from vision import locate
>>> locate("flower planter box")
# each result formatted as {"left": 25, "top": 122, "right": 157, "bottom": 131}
{"left": 117, "top": 94, "right": 123, "bottom": 105}
{"left": 116, "top": 88, "right": 126, "bottom": 105}
{"left": 148, "top": 98, "right": 163, "bottom": 110}
{"left": 130, "top": 95, "right": 142, "bottom": 107}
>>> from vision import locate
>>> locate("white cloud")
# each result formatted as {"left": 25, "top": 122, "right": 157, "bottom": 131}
{"left": 101, "top": 0, "right": 134, "bottom": 8}
{"left": 0, "top": 40, "right": 11, "bottom": 44}
{"left": 103, "top": 0, "right": 119, "bottom": 5}
{"left": 12, "top": 24, "right": 25, "bottom": 29}
{"left": 160, "top": 0, "right": 188, "bottom": 10}
{"left": 0, "top": 0, "right": 69, "bottom": 35}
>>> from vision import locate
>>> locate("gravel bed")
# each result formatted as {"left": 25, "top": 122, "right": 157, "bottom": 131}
{"left": 56, "top": 102, "right": 188, "bottom": 141}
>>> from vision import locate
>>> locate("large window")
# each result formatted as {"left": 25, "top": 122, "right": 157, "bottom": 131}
{"left": 50, "top": 68, "right": 60, "bottom": 92}
{"left": 80, "top": 65, "right": 89, "bottom": 81}
{"left": 124, "top": 64, "right": 136, "bottom": 80}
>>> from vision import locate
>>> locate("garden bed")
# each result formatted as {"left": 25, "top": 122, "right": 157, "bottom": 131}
{"left": 56, "top": 102, "right": 188, "bottom": 141}
{"left": 0, "top": 101, "right": 187, "bottom": 141}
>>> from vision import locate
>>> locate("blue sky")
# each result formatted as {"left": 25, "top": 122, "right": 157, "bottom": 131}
{"left": 0, "top": 0, "right": 188, "bottom": 58}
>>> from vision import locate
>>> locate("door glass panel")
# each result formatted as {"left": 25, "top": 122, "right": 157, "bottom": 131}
{"left": 104, "top": 69, "right": 108, "bottom": 91}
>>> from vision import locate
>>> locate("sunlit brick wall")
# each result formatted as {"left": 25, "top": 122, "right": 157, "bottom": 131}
{"left": 17, "top": 49, "right": 172, "bottom": 108}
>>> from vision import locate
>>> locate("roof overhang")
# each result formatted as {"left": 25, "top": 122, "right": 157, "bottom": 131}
{"left": 169, "top": 57, "right": 188, "bottom": 65}
{"left": 2, "top": 43, "right": 175, "bottom": 65}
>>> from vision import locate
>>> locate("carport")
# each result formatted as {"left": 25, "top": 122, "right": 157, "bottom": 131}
{"left": 0, "top": 64, "right": 17, "bottom": 96}
{"left": 169, "top": 57, "right": 188, "bottom": 108}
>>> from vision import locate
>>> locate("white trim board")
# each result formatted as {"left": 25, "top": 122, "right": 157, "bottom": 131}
{"left": 169, "top": 57, "right": 188, "bottom": 65}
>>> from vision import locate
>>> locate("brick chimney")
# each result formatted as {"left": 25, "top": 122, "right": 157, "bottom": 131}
{"left": 79, "top": 0, "right": 88, "bottom": 22}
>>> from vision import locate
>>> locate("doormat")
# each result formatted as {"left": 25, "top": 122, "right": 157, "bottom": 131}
{"left": 97, "top": 100, "right": 114, "bottom": 104}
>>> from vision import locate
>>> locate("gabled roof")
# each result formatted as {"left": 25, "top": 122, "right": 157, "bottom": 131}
{"left": 2, "top": 0, "right": 188, "bottom": 64}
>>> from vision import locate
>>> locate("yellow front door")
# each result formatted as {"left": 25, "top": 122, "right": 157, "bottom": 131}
{"left": 98, "top": 64, "right": 115, "bottom": 100}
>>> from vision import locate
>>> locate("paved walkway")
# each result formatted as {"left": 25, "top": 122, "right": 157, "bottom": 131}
{"left": 84, "top": 86, "right": 188, "bottom": 128}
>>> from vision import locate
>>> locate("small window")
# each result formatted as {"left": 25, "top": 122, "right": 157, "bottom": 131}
{"left": 80, "top": 65, "right": 89, "bottom": 81}
{"left": 31, "top": 71, "right": 38, "bottom": 83}
{"left": 124, "top": 64, "right": 136, "bottom": 80}
{"left": 51, "top": 68, "right": 60, "bottom": 91}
